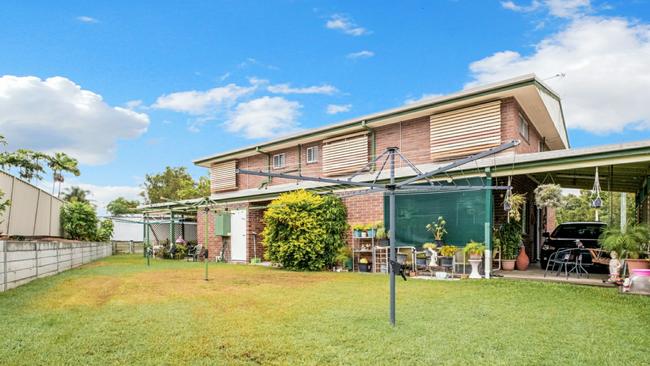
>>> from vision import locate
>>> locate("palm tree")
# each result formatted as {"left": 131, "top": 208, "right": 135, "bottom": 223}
{"left": 62, "top": 186, "right": 91, "bottom": 204}
{"left": 47, "top": 152, "right": 80, "bottom": 196}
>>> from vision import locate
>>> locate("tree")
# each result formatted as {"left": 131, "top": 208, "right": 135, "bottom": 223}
{"left": 261, "top": 190, "right": 348, "bottom": 271}
{"left": 141, "top": 166, "right": 209, "bottom": 204}
{"left": 47, "top": 152, "right": 80, "bottom": 196}
{"left": 60, "top": 201, "right": 98, "bottom": 240}
{"left": 96, "top": 219, "right": 114, "bottom": 242}
{"left": 62, "top": 186, "right": 91, "bottom": 204}
{"left": 107, "top": 197, "right": 140, "bottom": 216}
{"left": 556, "top": 190, "right": 636, "bottom": 229}
{"left": 0, "top": 149, "right": 48, "bottom": 182}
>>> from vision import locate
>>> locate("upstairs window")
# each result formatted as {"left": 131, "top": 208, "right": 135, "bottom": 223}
{"left": 272, "top": 153, "right": 285, "bottom": 169}
{"left": 519, "top": 113, "right": 529, "bottom": 141}
{"left": 306, "top": 146, "right": 318, "bottom": 164}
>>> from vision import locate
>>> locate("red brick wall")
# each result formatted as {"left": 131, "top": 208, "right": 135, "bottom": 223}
{"left": 341, "top": 192, "right": 385, "bottom": 246}
{"left": 375, "top": 116, "right": 431, "bottom": 169}
{"left": 501, "top": 97, "right": 546, "bottom": 154}
{"left": 214, "top": 97, "right": 553, "bottom": 194}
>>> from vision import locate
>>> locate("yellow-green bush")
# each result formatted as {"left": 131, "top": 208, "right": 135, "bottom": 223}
{"left": 262, "top": 190, "right": 348, "bottom": 271}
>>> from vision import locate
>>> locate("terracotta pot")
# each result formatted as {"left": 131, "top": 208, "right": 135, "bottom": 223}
{"left": 502, "top": 260, "right": 516, "bottom": 271}
{"left": 626, "top": 259, "right": 650, "bottom": 272}
{"left": 516, "top": 246, "right": 530, "bottom": 271}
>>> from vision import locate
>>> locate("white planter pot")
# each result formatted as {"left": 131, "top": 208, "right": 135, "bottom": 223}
{"left": 468, "top": 259, "right": 482, "bottom": 279}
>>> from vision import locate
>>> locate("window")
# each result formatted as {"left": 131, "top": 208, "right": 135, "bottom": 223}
{"left": 272, "top": 153, "right": 285, "bottom": 169}
{"left": 519, "top": 114, "right": 529, "bottom": 141}
{"left": 538, "top": 140, "right": 545, "bottom": 152}
{"left": 306, "top": 146, "right": 318, "bottom": 164}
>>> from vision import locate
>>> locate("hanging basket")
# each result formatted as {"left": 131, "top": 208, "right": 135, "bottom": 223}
{"left": 534, "top": 184, "right": 563, "bottom": 209}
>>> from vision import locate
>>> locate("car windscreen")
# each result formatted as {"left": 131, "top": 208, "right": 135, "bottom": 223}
{"left": 551, "top": 224, "right": 605, "bottom": 239}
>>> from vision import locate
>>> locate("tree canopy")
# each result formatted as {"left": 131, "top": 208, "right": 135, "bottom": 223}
{"left": 107, "top": 197, "right": 140, "bottom": 216}
{"left": 556, "top": 190, "right": 635, "bottom": 228}
{"left": 62, "top": 186, "right": 91, "bottom": 204}
{"left": 141, "top": 166, "right": 209, "bottom": 204}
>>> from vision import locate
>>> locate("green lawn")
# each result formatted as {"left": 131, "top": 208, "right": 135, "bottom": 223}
{"left": 1, "top": 255, "right": 648, "bottom": 365}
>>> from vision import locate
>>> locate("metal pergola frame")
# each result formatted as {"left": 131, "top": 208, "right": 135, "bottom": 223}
{"left": 237, "top": 140, "right": 519, "bottom": 326}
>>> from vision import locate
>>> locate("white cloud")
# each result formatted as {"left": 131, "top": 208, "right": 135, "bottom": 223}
{"left": 546, "top": 0, "right": 590, "bottom": 18}
{"left": 326, "top": 104, "right": 352, "bottom": 114}
{"left": 347, "top": 50, "right": 375, "bottom": 59}
{"left": 500, "top": 0, "right": 590, "bottom": 18}
{"left": 0, "top": 75, "right": 149, "bottom": 165}
{"left": 326, "top": 14, "right": 370, "bottom": 36}
{"left": 466, "top": 16, "right": 650, "bottom": 134}
{"left": 267, "top": 83, "right": 338, "bottom": 95}
{"left": 77, "top": 16, "right": 99, "bottom": 24}
{"left": 77, "top": 183, "right": 141, "bottom": 217}
{"left": 152, "top": 83, "right": 255, "bottom": 115}
{"left": 404, "top": 93, "right": 443, "bottom": 105}
{"left": 226, "top": 96, "right": 301, "bottom": 139}
{"left": 124, "top": 99, "right": 143, "bottom": 109}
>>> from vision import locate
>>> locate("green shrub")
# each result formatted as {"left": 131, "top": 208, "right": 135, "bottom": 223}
{"left": 261, "top": 190, "right": 348, "bottom": 271}
{"left": 60, "top": 201, "right": 98, "bottom": 240}
{"left": 96, "top": 219, "right": 114, "bottom": 242}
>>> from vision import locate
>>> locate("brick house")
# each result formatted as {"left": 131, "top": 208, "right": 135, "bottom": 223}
{"left": 186, "top": 74, "right": 570, "bottom": 263}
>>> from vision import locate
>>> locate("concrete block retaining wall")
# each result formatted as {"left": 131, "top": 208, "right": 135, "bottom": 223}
{"left": 0, "top": 240, "right": 112, "bottom": 292}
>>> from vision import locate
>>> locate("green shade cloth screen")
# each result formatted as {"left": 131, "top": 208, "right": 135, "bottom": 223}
{"left": 384, "top": 181, "right": 490, "bottom": 248}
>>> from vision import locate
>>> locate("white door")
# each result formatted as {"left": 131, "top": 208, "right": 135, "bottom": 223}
{"left": 230, "top": 209, "right": 247, "bottom": 262}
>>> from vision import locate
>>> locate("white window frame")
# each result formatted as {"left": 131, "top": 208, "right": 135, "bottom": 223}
{"left": 519, "top": 113, "right": 529, "bottom": 141}
{"left": 306, "top": 146, "right": 318, "bottom": 164}
{"left": 272, "top": 153, "right": 285, "bottom": 169}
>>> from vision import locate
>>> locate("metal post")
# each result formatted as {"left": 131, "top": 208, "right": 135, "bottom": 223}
{"left": 388, "top": 148, "right": 396, "bottom": 326}
{"left": 484, "top": 168, "right": 493, "bottom": 279}
{"left": 169, "top": 210, "right": 175, "bottom": 248}
{"left": 535, "top": 207, "right": 541, "bottom": 262}
{"left": 204, "top": 207, "right": 209, "bottom": 281}
{"left": 621, "top": 192, "right": 627, "bottom": 232}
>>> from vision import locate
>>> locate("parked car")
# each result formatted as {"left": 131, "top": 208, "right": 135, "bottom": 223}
{"left": 541, "top": 222, "right": 607, "bottom": 269}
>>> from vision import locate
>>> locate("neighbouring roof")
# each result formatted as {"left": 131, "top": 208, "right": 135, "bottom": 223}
{"left": 194, "top": 74, "right": 569, "bottom": 167}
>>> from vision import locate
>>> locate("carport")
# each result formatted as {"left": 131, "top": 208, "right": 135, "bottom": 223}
{"left": 442, "top": 139, "right": 650, "bottom": 264}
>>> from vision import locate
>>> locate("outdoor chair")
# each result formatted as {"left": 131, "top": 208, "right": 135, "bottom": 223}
{"left": 492, "top": 246, "right": 501, "bottom": 271}
{"left": 544, "top": 248, "right": 591, "bottom": 279}
{"left": 186, "top": 244, "right": 203, "bottom": 262}
{"left": 452, "top": 249, "right": 468, "bottom": 275}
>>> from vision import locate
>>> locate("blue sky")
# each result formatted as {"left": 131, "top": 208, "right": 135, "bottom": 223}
{"left": 1, "top": 0, "right": 649, "bottom": 211}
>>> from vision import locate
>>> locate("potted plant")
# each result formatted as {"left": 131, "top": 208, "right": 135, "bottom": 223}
{"left": 367, "top": 222, "right": 378, "bottom": 238}
{"left": 438, "top": 245, "right": 457, "bottom": 268}
{"left": 463, "top": 241, "right": 485, "bottom": 260}
{"left": 422, "top": 242, "right": 438, "bottom": 252}
{"left": 360, "top": 224, "right": 369, "bottom": 238}
{"left": 334, "top": 246, "right": 352, "bottom": 272}
{"left": 496, "top": 222, "right": 521, "bottom": 271}
{"left": 464, "top": 241, "right": 485, "bottom": 279}
{"left": 358, "top": 257, "right": 371, "bottom": 272}
{"left": 534, "top": 184, "right": 563, "bottom": 208}
{"left": 376, "top": 226, "right": 387, "bottom": 240}
{"left": 352, "top": 224, "right": 364, "bottom": 238}
{"left": 425, "top": 216, "right": 448, "bottom": 245}
{"left": 601, "top": 224, "right": 650, "bottom": 271}
{"left": 504, "top": 193, "right": 526, "bottom": 222}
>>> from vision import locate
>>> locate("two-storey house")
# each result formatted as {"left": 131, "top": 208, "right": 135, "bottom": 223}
{"left": 192, "top": 74, "right": 569, "bottom": 263}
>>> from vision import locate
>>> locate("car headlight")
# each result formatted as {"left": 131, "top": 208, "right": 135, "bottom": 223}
{"left": 542, "top": 244, "right": 555, "bottom": 251}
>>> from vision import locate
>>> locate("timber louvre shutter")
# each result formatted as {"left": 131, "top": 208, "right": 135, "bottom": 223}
{"left": 430, "top": 100, "right": 502, "bottom": 160}
{"left": 210, "top": 160, "right": 237, "bottom": 192}
{"left": 322, "top": 132, "right": 369, "bottom": 176}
